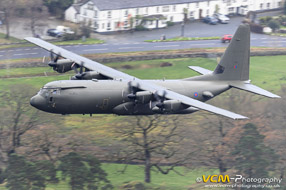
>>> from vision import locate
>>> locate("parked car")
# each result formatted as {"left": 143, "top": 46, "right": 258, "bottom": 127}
{"left": 47, "top": 29, "right": 63, "bottom": 38}
{"left": 202, "top": 16, "right": 218, "bottom": 25}
{"left": 56, "top": 26, "right": 75, "bottom": 34}
{"left": 213, "top": 13, "right": 230, "bottom": 24}
{"left": 221, "top": 34, "right": 232, "bottom": 43}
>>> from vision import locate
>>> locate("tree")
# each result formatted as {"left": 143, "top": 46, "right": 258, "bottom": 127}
{"left": 284, "top": 1, "right": 286, "bottom": 15}
{"left": 5, "top": 154, "right": 46, "bottom": 190}
{"left": 232, "top": 123, "right": 278, "bottom": 186}
{"left": 0, "top": 0, "right": 16, "bottom": 39}
{"left": 58, "top": 152, "right": 112, "bottom": 190}
{"left": 268, "top": 20, "right": 280, "bottom": 32}
{"left": 113, "top": 115, "right": 196, "bottom": 183}
{"left": 0, "top": 84, "right": 56, "bottom": 167}
{"left": 265, "top": 85, "right": 286, "bottom": 188}
{"left": 18, "top": 0, "right": 49, "bottom": 37}
{"left": 197, "top": 89, "right": 264, "bottom": 174}
{"left": 43, "top": 0, "right": 73, "bottom": 18}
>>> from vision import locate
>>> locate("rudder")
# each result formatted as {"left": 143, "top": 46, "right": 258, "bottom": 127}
{"left": 214, "top": 24, "right": 250, "bottom": 81}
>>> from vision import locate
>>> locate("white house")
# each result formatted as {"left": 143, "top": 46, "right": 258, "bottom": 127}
{"left": 65, "top": 0, "right": 283, "bottom": 33}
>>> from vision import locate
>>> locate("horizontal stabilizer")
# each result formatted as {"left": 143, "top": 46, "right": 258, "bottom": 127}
{"left": 230, "top": 82, "right": 280, "bottom": 98}
{"left": 188, "top": 66, "right": 212, "bottom": 75}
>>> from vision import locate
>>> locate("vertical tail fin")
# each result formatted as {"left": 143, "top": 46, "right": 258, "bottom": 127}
{"left": 214, "top": 24, "right": 250, "bottom": 81}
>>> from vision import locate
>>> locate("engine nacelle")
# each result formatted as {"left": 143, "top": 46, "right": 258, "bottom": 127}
{"left": 71, "top": 71, "right": 108, "bottom": 80}
{"left": 135, "top": 91, "right": 152, "bottom": 104}
{"left": 52, "top": 59, "right": 74, "bottom": 73}
{"left": 152, "top": 100, "right": 188, "bottom": 113}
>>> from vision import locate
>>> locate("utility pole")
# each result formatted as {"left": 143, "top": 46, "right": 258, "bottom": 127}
{"left": 181, "top": 22, "right": 185, "bottom": 37}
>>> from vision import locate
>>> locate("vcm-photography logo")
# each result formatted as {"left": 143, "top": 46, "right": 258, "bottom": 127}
{"left": 196, "top": 174, "right": 283, "bottom": 184}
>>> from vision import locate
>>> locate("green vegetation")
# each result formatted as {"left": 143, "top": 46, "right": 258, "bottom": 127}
{"left": 0, "top": 38, "right": 104, "bottom": 50}
{"left": 0, "top": 33, "right": 25, "bottom": 44}
{"left": 233, "top": 123, "right": 278, "bottom": 183}
{"left": 53, "top": 38, "right": 104, "bottom": 45}
{"left": 0, "top": 164, "right": 218, "bottom": 190}
{"left": 1, "top": 56, "right": 286, "bottom": 91}
{"left": 145, "top": 36, "right": 220, "bottom": 43}
{"left": 0, "top": 56, "right": 285, "bottom": 189}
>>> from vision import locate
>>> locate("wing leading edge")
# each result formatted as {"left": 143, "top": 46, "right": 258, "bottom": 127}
{"left": 25, "top": 37, "right": 248, "bottom": 120}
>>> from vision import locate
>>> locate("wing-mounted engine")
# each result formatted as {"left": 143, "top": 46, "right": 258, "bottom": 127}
{"left": 44, "top": 52, "right": 74, "bottom": 73}
{"left": 151, "top": 90, "right": 188, "bottom": 113}
{"left": 71, "top": 62, "right": 111, "bottom": 80}
{"left": 126, "top": 81, "right": 153, "bottom": 104}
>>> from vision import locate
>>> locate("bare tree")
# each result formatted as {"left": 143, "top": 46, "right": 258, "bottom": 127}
{"left": 23, "top": 125, "right": 96, "bottom": 164}
{"left": 197, "top": 89, "right": 268, "bottom": 174}
{"left": 0, "top": 84, "right": 55, "bottom": 168}
{"left": 19, "top": 0, "right": 49, "bottom": 37}
{"left": 0, "top": 0, "right": 16, "bottom": 39}
{"left": 112, "top": 115, "right": 198, "bottom": 183}
{"left": 264, "top": 85, "right": 286, "bottom": 185}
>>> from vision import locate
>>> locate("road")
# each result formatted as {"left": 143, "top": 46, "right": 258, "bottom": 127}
{"left": 0, "top": 35, "right": 286, "bottom": 61}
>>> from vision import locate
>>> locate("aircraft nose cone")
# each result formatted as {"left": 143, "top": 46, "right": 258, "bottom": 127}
{"left": 30, "top": 95, "right": 46, "bottom": 110}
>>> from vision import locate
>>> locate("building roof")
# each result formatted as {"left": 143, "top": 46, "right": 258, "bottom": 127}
{"left": 89, "top": 0, "right": 212, "bottom": 10}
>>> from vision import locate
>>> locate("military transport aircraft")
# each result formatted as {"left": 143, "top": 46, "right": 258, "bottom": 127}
{"left": 26, "top": 24, "right": 280, "bottom": 120}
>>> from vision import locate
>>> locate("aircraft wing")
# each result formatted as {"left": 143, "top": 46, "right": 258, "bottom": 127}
{"left": 188, "top": 66, "right": 212, "bottom": 75}
{"left": 229, "top": 81, "right": 280, "bottom": 98}
{"left": 25, "top": 37, "right": 135, "bottom": 81}
{"left": 25, "top": 37, "right": 248, "bottom": 120}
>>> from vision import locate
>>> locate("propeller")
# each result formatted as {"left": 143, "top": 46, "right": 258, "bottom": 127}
{"left": 48, "top": 51, "right": 60, "bottom": 68}
{"left": 154, "top": 90, "right": 167, "bottom": 111}
{"left": 72, "top": 62, "right": 86, "bottom": 80}
{"left": 127, "top": 81, "right": 140, "bottom": 102}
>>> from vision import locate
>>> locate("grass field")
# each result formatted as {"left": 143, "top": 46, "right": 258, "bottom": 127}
{"left": 0, "top": 56, "right": 285, "bottom": 189}
{"left": 0, "top": 164, "right": 218, "bottom": 190}
{"left": 1, "top": 56, "right": 285, "bottom": 91}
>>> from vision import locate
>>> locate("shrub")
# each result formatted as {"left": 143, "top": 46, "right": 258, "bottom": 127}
{"left": 268, "top": 20, "right": 280, "bottom": 32}
{"left": 166, "top": 21, "right": 175, "bottom": 27}
{"left": 62, "top": 33, "right": 80, "bottom": 41}
{"left": 135, "top": 25, "right": 148, "bottom": 31}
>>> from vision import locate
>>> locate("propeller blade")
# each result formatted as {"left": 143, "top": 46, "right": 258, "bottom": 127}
{"left": 79, "top": 62, "right": 84, "bottom": 74}
{"left": 42, "top": 56, "right": 46, "bottom": 63}
{"left": 54, "top": 54, "right": 59, "bottom": 62}
{"left": 50, "top": 51, "right": 54, "bottom": 61}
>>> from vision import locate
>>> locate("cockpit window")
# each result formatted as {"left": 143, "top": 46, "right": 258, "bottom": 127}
{"left": 38, "top": 87, "right": 60, "bottom": 97}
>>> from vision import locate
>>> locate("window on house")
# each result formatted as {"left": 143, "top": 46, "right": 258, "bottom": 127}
{"left": 102, "top": 23, "right": 105, "bottom": 29}
{"left": 107, "top": 11, "right": 112, "bottom": 18}
{"left": 207, "top": 9, "right": 209, "bottom": 16}
{"left": 136, "top": 8, "right": 139, "bottom": 15}
{"left": 190, "top": 11, "right": 194, "bottom": 17}
{"left": 107, "top": 22, "right": 111, "bottom": 30}
{"left": 278, "top": 2, "right": 281, "bottom": 7}
{"left": 196, "top": 2, "right": 199, "bottom": 8}
{"left": 94, "top": 10, "right": 97, "bottom": 18}
{"left": 260, "top": 3, "right": 263, "bottom": 9}
{"left": 88, "top": 3, "right": 93, "bottom": 10}
{"left": 162, "top": 6, "right": 170, "bottom": 12}
{"left": 125, "top": 10, "right": 128, "bottom": 17}
{"left": 146, "top": 7, "right": 148, "bottom": 14}
{"left": 267, "top": 3, "right": 270, "bottom": 8}
{"left": 207, "top": 1, "right": 210, "bottom": 7}
{"left": 124, "top": 21, "right": 128, "bottom": 26}
{"left": 170, "top": 16, "right": 173, "bottom": 22}
{"left": 173, "top": 5, "right": 176, "bottom": 12}
{"left": 157, "top": 6, "right": 159, "bottom": 13}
